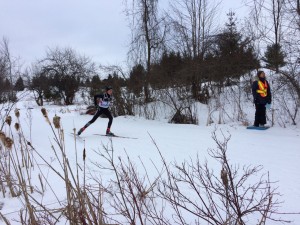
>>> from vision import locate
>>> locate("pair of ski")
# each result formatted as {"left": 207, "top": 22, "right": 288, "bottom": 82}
{"left": 70, "top": 133, "right": 137, "bottom": 139}
{"left": 94, "top": 134, "right": 137, "bottom": 139}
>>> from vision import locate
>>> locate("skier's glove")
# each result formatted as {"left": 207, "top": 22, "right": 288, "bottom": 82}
{"left": 266, "top": 103, "right": 271, "bottom": 110}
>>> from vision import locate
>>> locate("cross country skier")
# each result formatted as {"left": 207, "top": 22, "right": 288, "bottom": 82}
{"left": 252, "top": 71, "right": 272, "bottom": 127}
{"left": 77, "top": 86, "right": 114, "bottom": 136}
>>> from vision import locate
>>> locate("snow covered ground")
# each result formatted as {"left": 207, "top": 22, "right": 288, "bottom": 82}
{"left": 0, "top": 94, "right": 300, "bottom": 224}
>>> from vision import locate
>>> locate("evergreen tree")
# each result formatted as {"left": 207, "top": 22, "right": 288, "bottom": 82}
{"left": 127, "top": 64, "right": 146, "bottom": 96}
{"left": 150, "top": 51, "right": 183, "bottom": 88}
{"left": 212, "top": 11, "right": 259, "bottom": 85}
{"left": 263, "top": 43, "right": 286, "bottom": 72}
{"left": 14, "top": 76, "right": 25, "bottom": 91}
{"left": 85, "top": 78, "right": 91, "bottom": 86}
{"left": 89, "top": 75, "right": 102, "bottom": 97}
{"left": 4, "top": 78, "right": 12, "bottom": 90}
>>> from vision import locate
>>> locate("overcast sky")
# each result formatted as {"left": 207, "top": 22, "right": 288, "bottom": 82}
{"left": 0, "top": 0, "right": 247, "bottom": 69}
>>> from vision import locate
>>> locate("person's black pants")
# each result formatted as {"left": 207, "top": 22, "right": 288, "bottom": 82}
{"left": 84, "top": 107, "right": 113, "bottom": 130}
{"left": 254, "top": 104, "right": 266, "bottom": 126}
{"left": 89, "top": 107, "right": 113, "bottom": 128}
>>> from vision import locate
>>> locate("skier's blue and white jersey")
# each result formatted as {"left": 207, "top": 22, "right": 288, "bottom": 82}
{"left": 94, "top": 93, "right": 112, "bottom": 109}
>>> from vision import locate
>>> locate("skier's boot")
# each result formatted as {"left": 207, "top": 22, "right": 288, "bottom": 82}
{"left": 77, "top": 122, "right": 91, "bottom": 136}
{"left": 77, "top": 128, "right": 84, "bottom": 136}
{"left": 106, "top": 128, "right": 115, "bottom": 136}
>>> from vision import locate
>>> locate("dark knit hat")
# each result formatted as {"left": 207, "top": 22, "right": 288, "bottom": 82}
{"left": 106, "top": 86, "right": 112, "bottom": 91}
{"left": 257, "top": 71, "right": 265, "bottom": 77}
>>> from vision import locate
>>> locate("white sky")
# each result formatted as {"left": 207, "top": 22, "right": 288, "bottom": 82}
{"left": 0, "top": 0, "right": 247, "bottom": 69}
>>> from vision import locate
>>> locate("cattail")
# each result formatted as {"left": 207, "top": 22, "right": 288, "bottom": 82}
{"left": 4, "top": 137, "right": 13, "bottom": 150}
{"left": 14, "top": 108, "right": 20, "bottom": 118}
{"left": 221, "top": 167, "right": 229, "bottom": 190}
{"left": 5, "top": 116, "right": 12, "bottom": 126}
{"left": 53, "top": 115, "right": 61, "bottom": 129}
{"left": 0, "top": 131, "right": 6, "bottom": 144}
{"left": 41, "top": 108, "right": 50, "bottom": 124}
{"left": 14, "top": 123, "right": 20, "bottom": 131}
{"left": 41, "top": 108, "right": 47, "bottom": 117}
{"left": 83, "top": 148, "right": 86, "bottom": 161}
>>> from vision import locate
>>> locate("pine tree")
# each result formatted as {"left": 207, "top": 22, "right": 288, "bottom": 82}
{"left": 263, "top": 43, "right": 286, "bottom": 72}
{"left": 128, "top": 64, "right": 146, "bottom": 96}
{"left": 14, "top": 76, "right": 25, "bottom": 91}
{"left": 213, "top": 11, "right": 259, "bottom": 85}
{"left": 4, "top": 78, "right": 11, "bottom": 90}
{"left": 89, "top": 75, "right": 102, "bottom": 97}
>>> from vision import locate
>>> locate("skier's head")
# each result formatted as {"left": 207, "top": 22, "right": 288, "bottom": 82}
{"left": 106, "top": 86, "right": 113, "bottom": 95}
{"left": 257, "top": 71, "right": 265, "bottom": 79}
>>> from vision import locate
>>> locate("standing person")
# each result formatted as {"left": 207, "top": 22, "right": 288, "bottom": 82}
{"left": 77, "top": 86, "right": 114, "bottom": 136}
{"left": 252, "top": 71, "right": 272, "bottom": 127}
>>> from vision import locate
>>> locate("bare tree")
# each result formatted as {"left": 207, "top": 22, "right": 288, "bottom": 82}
{"left": 125, "top": 0, "right": 167, "bottom": 102}
{"left": 166, "top": 0, "right": 220, "bottom": 99}
{"left": 36, "top": 47, "right": 97, "bottom": 105}
{"left": 248, "top": 0, "right": 285, "bottom": 43}
{"left": 167, "top": 0, "right": 219, "bottom": 59}
{"left": 0, "top": 37, "right": 19, "bottom": 130}
{"left": 0, "top": 37, "right": 18, "bottom": 103}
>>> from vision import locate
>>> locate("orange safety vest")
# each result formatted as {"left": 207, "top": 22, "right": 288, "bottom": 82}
{"left": 256, "top": 80, "right": 268, "bottom": 97}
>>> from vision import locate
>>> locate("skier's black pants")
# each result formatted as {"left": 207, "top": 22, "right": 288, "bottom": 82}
{"left": 254, "top": 104, "right": 266, "bottom": 126}
{"left": 85, "top": 107, "right": 113, "bottom": 129}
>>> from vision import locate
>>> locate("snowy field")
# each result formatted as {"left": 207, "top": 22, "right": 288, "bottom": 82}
{"left": 0, "top": 95, "right": 300, "bottom": 224}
